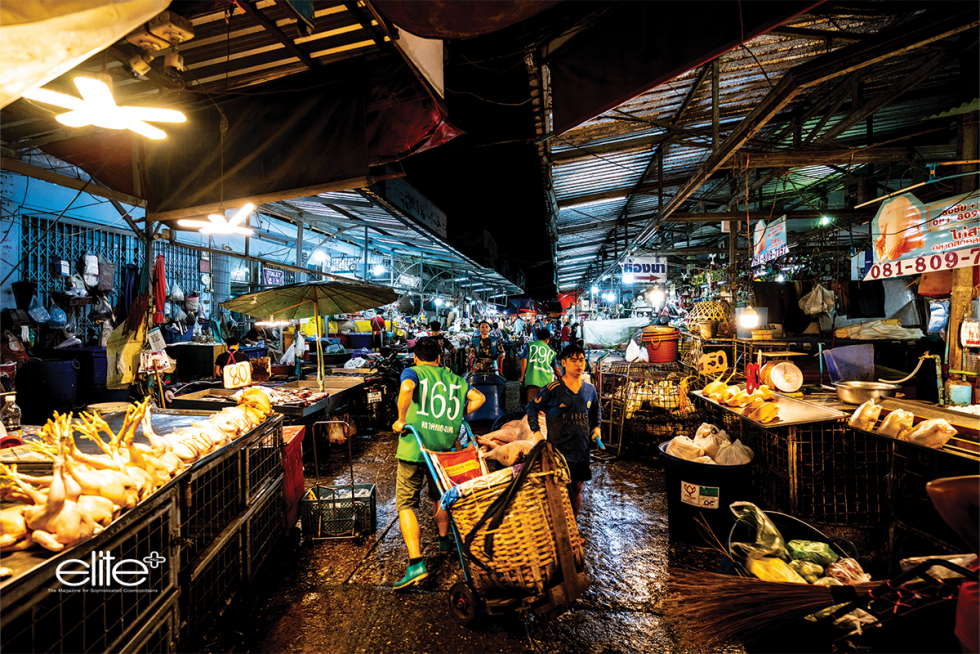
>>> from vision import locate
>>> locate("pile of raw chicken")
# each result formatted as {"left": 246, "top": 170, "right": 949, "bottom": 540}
{"left": 475, "top": 412, "right": 549, "bottom": 466}
{"left": 701, "top": 374, "right": 781, "bottom": 424}
{"left": 0, "top": 389, "right": 274, "bottom": 561}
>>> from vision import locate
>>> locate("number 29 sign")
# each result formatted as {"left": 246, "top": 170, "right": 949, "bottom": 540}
{"left": 864, "top": 247, "right": 980, "bottom": 281}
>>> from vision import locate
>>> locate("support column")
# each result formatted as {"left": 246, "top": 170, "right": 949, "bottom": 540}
{"left": 712, "top": 58, "right": 720, "bottom": 152}
{"left": 363, "top": 225, "right": 369, "bottom": 281}
{"left": 948, "top": 111, "right": 978, "bottom": 389}
{"left": 295, "top": 217, "right": 305, "bottom": 283}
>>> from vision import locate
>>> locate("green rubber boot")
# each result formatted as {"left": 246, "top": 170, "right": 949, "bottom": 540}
{"left": 394, "top": 560, "right": 428, "bottom": 590}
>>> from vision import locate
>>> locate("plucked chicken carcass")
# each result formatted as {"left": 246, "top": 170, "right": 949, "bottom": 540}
{"left": 877, "top": 409, "right": 914, "bottom": 439}
{"left": 848, "top": 399, "right": 883, "bottom": 431}
{"left": 0, "top": 502, "right": 33, "bottom": 552}
{"left": 480, "top": 439, "right": 536, "bottom": 466}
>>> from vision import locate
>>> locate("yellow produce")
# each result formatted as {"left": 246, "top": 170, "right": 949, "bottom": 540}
{"left": 746, "top": 403, "right": 780, "bottom": 423}
{"left": 746, "top": 556, "right": 807, "bottom": 584}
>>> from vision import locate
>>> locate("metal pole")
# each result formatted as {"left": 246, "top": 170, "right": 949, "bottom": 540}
{"left": 363, "top": 225, "right": 368, "bottom": 281}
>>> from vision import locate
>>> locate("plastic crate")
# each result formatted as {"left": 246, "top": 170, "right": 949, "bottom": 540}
{"left": 301, "top": 484, "right": 377, "bottom": 538}
{"left": 244, "top": 476, "right": 284, "bottom": 582}
{"left": 0, "top": 486, "right": 178, "bottom": 654}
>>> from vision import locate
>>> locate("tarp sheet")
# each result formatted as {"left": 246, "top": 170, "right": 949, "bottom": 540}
{"left": 583, "top": 318, "right": 650, "bottom": 349}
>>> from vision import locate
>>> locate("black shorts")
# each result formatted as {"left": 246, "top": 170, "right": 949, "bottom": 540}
{"left": 565, "top": 458, "right": 592, "bottom": 483}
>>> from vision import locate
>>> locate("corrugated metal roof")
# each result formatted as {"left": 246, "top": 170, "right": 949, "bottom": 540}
{"left": 546, "top": 4, "right": 977, "bottom": 290}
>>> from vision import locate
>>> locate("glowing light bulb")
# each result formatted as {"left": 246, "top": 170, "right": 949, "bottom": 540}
{"left": 372, "top": 264, "right": 386, "bottom": 276}
{"left": 739, "top": 306, "right": 760, "bottom": 328}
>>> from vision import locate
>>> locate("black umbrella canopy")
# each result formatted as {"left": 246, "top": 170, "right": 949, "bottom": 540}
{"left": 221, "top": 280, "right": 398, "bottom": 321}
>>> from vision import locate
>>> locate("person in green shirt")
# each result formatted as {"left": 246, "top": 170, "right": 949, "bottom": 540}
{"left": 391, "top": 337, "right": 485, "bottom": 590}
{"left": 519, "top": 328, "right": 562, "bottom": 405}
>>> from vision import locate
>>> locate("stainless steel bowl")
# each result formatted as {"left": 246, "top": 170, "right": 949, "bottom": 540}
{"left": 835, "top": 381, "right": 900, "bottom": 405}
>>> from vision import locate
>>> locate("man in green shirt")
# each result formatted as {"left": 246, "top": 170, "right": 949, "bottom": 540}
{"left": 519, "top": 328, "right": 562, "bottom": 405}
{"left": 391, "top": 337, "right": 485, "bottom": 590}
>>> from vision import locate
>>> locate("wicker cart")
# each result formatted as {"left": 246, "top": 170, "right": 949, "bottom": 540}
{"left": 408, "top": 426, "right": 589, "bottom": 625}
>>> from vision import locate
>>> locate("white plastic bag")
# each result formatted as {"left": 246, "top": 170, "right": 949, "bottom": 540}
{"left": 666, "top": 435, "right": 703, "bottom": 461}
{"left": 715, "top": 439, "right": 754, "bottom": 465}
{"left": 694, "top": 433, "right": 726, "bottom": 459}
{"left": 799, "top": 283, "right": 835, "bottom": 316}
{"left": 67, "top": 273, "right": 88, "bottom": 297}
{"left": 169, "top": 282, "right": 185, "bottom": 302}
{"left": 47, "top": 303, "right": 68, "bottom": 329}
{"left": 82, "top": 253, "right": 100, "bottom": 288}
{"left": 625, "top": 339, "right": 642, "bottom": 362}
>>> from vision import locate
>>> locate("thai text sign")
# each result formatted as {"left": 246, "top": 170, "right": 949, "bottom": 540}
{"left": 620, "top": 255, "right": 667, "bottom": 283}
{"left": 864, "top": 190, "right": 980, "bottom": 280}
{"left": 751, "top": 216, "right": 788, "bottom": 267}
{"left": 263, "top": 267, "right": 285, "bottom": 286}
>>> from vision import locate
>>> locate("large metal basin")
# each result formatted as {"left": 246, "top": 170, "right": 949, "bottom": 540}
{"left": 835, "top": 381, "right": 899, "bottom": 405}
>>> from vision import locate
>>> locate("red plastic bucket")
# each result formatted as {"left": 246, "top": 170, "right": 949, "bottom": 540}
{"left": 642, "top": 327, "right": 680, "bottom": 363}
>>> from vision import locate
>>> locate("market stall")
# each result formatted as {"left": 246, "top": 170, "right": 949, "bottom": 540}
{"left": 0, "top": 393, "right": 285, "bottom": 652}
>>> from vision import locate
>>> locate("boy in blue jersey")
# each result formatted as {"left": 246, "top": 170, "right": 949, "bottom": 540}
{"left": 526, "top": 344, "right": 601, "bottom": 517}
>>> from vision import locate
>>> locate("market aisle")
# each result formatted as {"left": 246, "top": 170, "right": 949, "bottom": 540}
{"left": 213, "top": 428, "right": 742, "bottom": 654}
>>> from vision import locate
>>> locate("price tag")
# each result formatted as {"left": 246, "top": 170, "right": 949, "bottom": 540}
{"left": 223, "top": 361, "right": 252, "bottom": 389}
{"left": 367, "top": 391, "right": 382, "bottom": 404}
{"left": 863, "top": 247, "right": 980, "bottom": 281}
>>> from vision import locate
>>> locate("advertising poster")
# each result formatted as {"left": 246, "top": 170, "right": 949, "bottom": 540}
{"left": 751, "top": 215, "right": 789, "bottom": 267}
{"left": 864, "top": 190, "right": 980, "bottom": 281}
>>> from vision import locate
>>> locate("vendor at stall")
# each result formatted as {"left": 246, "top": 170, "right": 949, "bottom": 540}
{"left": 527, "top": 344, "right": 601, "bottom": 517}
{"left": 242, "top": 324, "right": 267, "bottom": 345}
{"left": 214, "top": 336, "right": 249, "bottom": 378}
{"left": 371, "top": 312, "right": 386, "bottom": 349}
{"left": 391, "top": 337, "right": 486, "bottom": 590}
{"left": 469, "top": 320, "right": 503, "bottom": 374}
{"left": 291, "top": 326, "right": 307, "bottom": 380}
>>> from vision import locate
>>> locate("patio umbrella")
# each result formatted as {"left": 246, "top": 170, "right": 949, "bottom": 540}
{"left": 221, "top": 280, "right": 398, "bottom": 389}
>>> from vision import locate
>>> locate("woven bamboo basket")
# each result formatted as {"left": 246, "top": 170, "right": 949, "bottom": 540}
{"left": 451, "top": 462, "right": 584, "bottom": 596}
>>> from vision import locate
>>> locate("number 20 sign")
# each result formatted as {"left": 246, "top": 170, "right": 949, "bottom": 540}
{"left": 864, "top": 247, "right": 980, "bottom": 281}
{"left": 223, "top": 361, "right": 252, "bottom": 389}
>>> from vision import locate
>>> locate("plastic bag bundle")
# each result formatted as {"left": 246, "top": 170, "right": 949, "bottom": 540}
{"left": 714, "top": 439, "right": 753, "bottom": 465}
{"left": 692, "top": 456, "right": 717, "bottom": 465}
{"left": 788, "top": 559, "right": 825, "bottom": 583}
{"left": 82, "top": 253, "right": 100, "bottom": 287}
{"left": 746, "top": 557, "right": 806, "bottom": 584}
{"left": 693, "top": 433, "right": 726, "bottom": 459}
{"left": 169, "top": 282, "right": 185, "bottom": 302}
{"left": 27, "top": 295, "right": 50, "bottom": 323}
{"left": 787, "top": 539, "right": 839, "bottom": 566}
{"left": 695, "top": 423, "right": 730, "bottom": 442}
{"left": 927, "top": 300, "right": 949, "bottom": 334}
{"left": 730, "top": 501, "right": 789, "bottom": 560}
{"left": 47, "top": 304, "right": 67, "bottom": 329}
{"left": 626, "top": 340, "right": 642, "bottom": 362}
{"left": 903, "top": 418, "right": 957, "bottom": 449}
{"left": 67, "top": 274, "right": 88, "bottom": 297}
{"left": 666, "top": 435, "right": 703, "bottom": 461}
{"left": 825, "top": 558, "right": 872, "bottom": 585}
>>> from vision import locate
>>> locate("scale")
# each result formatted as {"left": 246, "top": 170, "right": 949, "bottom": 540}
{"left": 758, "top": 351, "right": 806, "bottom": 393}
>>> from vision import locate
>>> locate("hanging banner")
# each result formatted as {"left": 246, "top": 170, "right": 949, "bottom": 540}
{"left": 864, "top": 190, "right": 980, "bottom": 281}
{"left": 751, "top": 215, "right": 789, "bottom": 267}
{"left": 620, "top": 255, "right": 667, "bottom": 284}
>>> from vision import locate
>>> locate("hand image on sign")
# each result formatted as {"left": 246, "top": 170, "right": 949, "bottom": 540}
{"left": 223, "top": 360, "right": 252, "bottom": 389}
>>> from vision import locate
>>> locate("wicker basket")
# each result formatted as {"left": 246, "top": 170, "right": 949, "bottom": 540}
{"left": 451, "top": 461, "right": 584, "bottom": 596}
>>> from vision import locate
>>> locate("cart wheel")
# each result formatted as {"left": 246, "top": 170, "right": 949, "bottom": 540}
{"left": 449, "top": 582, "right": 481, "bottom": 626}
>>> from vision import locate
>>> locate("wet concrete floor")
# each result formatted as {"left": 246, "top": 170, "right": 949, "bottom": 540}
{"left": 204, "top": 382, "right": 949, "bottom": 654}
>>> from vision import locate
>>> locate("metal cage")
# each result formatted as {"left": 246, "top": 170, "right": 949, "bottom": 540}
{"left": 596, "top": 359, "right": 701, "bottom": 458}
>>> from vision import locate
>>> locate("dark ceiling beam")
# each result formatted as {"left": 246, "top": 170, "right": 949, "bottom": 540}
{"left": 716, "top": 145, "right": 957, "bottom": 168}
{"left": 551, "top": 133, "right": 670, "bottom": 163}
{"left": 234, "top": 0, "right": 318, "bottom": 70}
{"left": 558, "top": 209, "right": 874, "bottom": 237}
{"left": 768, "top": 26, "right": 867, "bottom": 43}
{"left": 1, "top": 156, "right": 146, "bottom": 207}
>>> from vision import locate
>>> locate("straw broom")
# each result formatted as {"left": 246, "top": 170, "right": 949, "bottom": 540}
{"left": 664, "top": 568, "right": 876, "bottom": 644}
{"left": 662, "top": 515, "right": 875, "bottom": 644}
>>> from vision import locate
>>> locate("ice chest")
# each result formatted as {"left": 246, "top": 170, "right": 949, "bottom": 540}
{"left": 300, "top": 484, "right": 376, "bottom": 537}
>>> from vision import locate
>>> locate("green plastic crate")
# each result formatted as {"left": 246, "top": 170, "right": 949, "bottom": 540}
{"left": 300, "top": 484, "right": 376, "bottom": 538}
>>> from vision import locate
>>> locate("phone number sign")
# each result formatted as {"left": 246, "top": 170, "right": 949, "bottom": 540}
{"left": 864, "top": 247, "right": 980, "bottom": 281}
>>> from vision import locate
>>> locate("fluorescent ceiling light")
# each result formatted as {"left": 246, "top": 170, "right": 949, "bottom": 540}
{"left": 22, "top": 75, "right": 185, "bottom": 140}
{"left": 178, "top": 203, "right": 255, "bottom": 235}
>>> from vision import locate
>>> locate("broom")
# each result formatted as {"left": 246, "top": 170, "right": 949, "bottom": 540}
{"left": 662, "top": 514, "right": 874, "bottom": 645}
{"left": 663, "top": 568, "right": 876, "bottom": 645}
